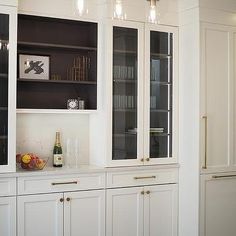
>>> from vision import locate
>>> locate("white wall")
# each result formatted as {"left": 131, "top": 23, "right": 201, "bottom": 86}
{"left": 178, "top": 2, "right": 200, "bottom": 236}
{"left": 16, "top": 114, "right": 89, "bottom": 166}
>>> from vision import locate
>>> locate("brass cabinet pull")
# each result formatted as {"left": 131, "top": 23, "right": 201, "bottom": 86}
{"left": 146, "top": 158, "right": 150, "bottom": 162}
{"left": 141, "top": 191, "right": 145, "bottom": 195}
{"left": 66, "top": 197, "right": 71, "bottom": 202}
{"left": 212, "top": 174, "right": 236, "bottom": 179}
{"left": 134, "top": 176, "right": 156, "bottom": 180}
{"left": 140, "top": 158, "right": 144, "bottom": 162}
{"left": 52, "top": 181, "right": 78, "bottom": 186}
{"left": 202, "top": 116, "right": 207, "bottom": 169}
{"left": 146, "top": 190, "right": 150, "bottom": 194}
{"left": 60, "top": 198, "right": 64, "bottom": 202}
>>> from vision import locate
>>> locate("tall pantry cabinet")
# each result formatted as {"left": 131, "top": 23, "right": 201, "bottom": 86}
{"left": 200, "top": 22, "right": 236, "bottom": 236}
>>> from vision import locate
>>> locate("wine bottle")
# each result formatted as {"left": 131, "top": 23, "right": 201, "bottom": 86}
{"left": 53, "top": 132, "right": 63, "bottom": 167}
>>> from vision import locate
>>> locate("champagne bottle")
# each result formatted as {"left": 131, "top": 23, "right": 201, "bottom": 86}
{"left": 53, "top": 132, "right": 63, "bottom": 167}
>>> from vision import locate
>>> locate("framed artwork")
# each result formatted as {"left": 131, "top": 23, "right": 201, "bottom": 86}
{"left": 19, "top": 54, "right": 50, "bottom": 80}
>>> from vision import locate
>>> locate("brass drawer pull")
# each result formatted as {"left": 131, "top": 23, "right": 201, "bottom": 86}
{"left": 66, "top": 197, "right": 71, "bottom": 201}
{"left": 52, "top": 181, "right": 78, "bottom": 186}
{"left": 60, "top": 198, "right": 64, "bottom": 202}
{"left": 141, "top": 191, "right": 145, "bottom": 195}
{"left": 212, "top": 174, "right": 236, "bottom": 179}
{"left": 146, "top": 190, "right": 150, "bottom": 194}
{"left": 140, "top": 158, "right": 144, "bottom": 162}
{"left": 134, "top": 176, "right": 156, "bottom": 180}
{"left": 146, "top": 158, "right": 150, "bottom": 162}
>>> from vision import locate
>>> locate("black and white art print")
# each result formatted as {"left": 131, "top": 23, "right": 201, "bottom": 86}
{"left": 19, "top": 54, "right": 49, "bottom": 80}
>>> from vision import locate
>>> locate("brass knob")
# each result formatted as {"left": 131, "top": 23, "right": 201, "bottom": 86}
{"left": 146, "top": 191, "right": 150, "bottom": 194}
{"left": 66, "top": 197, "right": 71, "bottom": 202}
{"left": 146, "top": 158, "right": 150, "bottom": 162}
{"left": 60, "top": 198, "right": 64, "bottom": 202}
{"left": 141, "top": 191, "right": 145, "bottom": 195}
{"left": 140, "top": 158, "right": 144, "bottom": 162}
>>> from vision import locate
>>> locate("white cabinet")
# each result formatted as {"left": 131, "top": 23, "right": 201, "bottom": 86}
{"left": 0, "top": 196, "right": 16, "bottom": 236}
{"left": 106, "top": 168, "right": 178, "bottom": 236}
{"left": 200, "top": 23, "right": 236, "bottom": 172}
{"left": 17, "top": 193, "right": 63, "bottom": 236}
{"left": 107, "top": 184, "right": 178, "bottom": 236}
{"left": 0, "top": 4, "right": 17, "bottom": 173}
{"left": 90, "top": 20, "right": 178, "bottom": 167}
{"left": 64, "top": 190, "right": 105, "bottom": 236}
{"left": 107, "top": 187, "right": 144, "bottom": 236}
{"left": 17, "top": 190, "right": 105, "bottom": 236}
{"left": 200, "top": 173, "right": 236, "bottom": 236}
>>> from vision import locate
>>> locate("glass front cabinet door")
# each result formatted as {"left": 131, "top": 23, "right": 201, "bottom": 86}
{"left": 0, "top": 6, "right": 17, "bottom": 172}
{"left": 111, "top": 22, "right": 178, "bottom": 166}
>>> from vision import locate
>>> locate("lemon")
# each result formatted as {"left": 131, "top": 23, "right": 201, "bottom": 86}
{"left": 21, "top": 154, "right": 31, "bottom": 164}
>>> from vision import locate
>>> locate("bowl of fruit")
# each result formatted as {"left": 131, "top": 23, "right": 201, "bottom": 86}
{"left": 16, "top": 153, "right": 48, "bottom": 170}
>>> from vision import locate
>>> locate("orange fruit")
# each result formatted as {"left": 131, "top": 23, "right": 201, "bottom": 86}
{"left": 21, "top": 154, "right": 31, "bottom": 164}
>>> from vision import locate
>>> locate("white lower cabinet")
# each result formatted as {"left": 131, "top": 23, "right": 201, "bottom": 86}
{"left": 107, "top": 184, "right": 178, "bottom": 236}
{"left": 0, "top": 196, "right": 16, "bottom": 236}
{"left": 200, "top": 173, "right": 236, "bottom": 236}
{"left": 17, "top": 190, "right": 105, "bottom": 236}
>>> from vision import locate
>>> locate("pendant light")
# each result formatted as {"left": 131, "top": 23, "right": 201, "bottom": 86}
{"left": 113, "top": 0, "right": 126, "bottom": 20}
{"left": 74, "top": 0, "right": 88, "bottom": 16}
{"left": 147, "top": 0, "right": 160, "bottom": 24}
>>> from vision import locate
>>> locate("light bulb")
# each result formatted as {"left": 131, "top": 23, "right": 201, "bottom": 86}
{"left": 147, "top": 0, "right": 159, "bottom": 24}
{"left": 113, "top": 0, "right": 125, "bottom": 20}
{"left": 74, "top": 0, "right": 88, "bottom": 16}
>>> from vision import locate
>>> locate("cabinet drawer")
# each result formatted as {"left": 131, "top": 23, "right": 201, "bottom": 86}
{"left": 107, "top": 168, "right": 178, "bottom": 188}
{"left": 0, "top": 178, "right": 16, "bottom": 196}
{"left": 18, "top": 173, "right": 105, "bottom": 195}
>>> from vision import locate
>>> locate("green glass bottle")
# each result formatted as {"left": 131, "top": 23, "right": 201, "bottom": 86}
{"left": 53, "top": 132, "right": 63, "bottom": 167}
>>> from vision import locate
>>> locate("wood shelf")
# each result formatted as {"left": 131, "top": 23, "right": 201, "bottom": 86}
{"left": 0, "top": 107, "right": 7, "bottom": 111}
{"left": 0, "top": 135, "right": 7, "bottom": 139}
{"left": 17, "top": 78, "right": 97, "bottom": 85}
{"left": 18, "top": 41, "right": 97, "bottom": 51}
{"left": 150, "top": 53, "right": 172, "bottom": 59}
{"left": 0, "top": 73, "right": 7, "bottom": 79}
{"left": 16, "top": 109, "right": 97, "bottom": 114}
{"left": 113, "top": 49, "right": 137, "bottom": 55}
{"left": 113, "top": 79, "right": 136, "bottom": 83}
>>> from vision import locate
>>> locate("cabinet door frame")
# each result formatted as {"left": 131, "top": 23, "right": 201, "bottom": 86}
{"left": 17, "top": 193, "right": 64, "bottom": 236}
{"left": 64, "top": 189, "right": 105, "bottom": 236}
{"left": 0, "top": 5, "right": 17, "bottom": 173}
{"left": 106, "top": 20, "right": 145, "bottom": 167}
{"left": 143, "top": 24, "right": 179, "bottom": 165}
{"left": 200, "top": 23, "right": 236, "bottom": 173}
{"left": 0, "top": 196, "right": 16, "bottom": 236}
{"left": 106, "top": 186, "right": 144, "bottom": 236}
{"left": 143, "top": 184, "right": 178, "bottom": 236}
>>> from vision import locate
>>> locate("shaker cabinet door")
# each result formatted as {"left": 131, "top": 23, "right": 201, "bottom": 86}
{"left": 106, "top": 187, "right": 144, "bottom": 236}
{"left": 17, "top": 193, "right": 63, "bottom": 236}
{"left": 0, "top": 196, "right": 16, "bottom": 236}
{"left": 64, "top": 190, "right": 105, "bottom": 236}
{"left": 144, "top": 184, "right": 178, "bottom": 236}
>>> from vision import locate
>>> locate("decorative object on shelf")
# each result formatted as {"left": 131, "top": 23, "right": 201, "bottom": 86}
{"left": 67, "top": 56, "right": 91, "bottom": 81}
{"left": 67, "top": 99, "right": 79, "bottom": 110}
{"left": 16, "top": 153, "right": 48, "bottom": 170}
{"left": 147, "top": 0, "right": 160, "bottom": 24}
{"left": 0, "top": 39, "right": 9, "bottom": 51}
{"left": 78, "top": 99, "right": 85, "bottom": 110}
{"left": 19, "top": 54, "right": 50, "bottom": 80}
{"left": 113, "top": 0, "right": 126, "bottom": 20}
{"left": 51, "top": 74, "right": 62, "bottom": 81}
{"left": 53, "top": 131, "right": 63, "bottom": 167}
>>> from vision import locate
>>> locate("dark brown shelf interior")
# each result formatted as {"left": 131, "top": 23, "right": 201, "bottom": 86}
{"left": 17, "top": 14, "right": 98, "bottom": 110}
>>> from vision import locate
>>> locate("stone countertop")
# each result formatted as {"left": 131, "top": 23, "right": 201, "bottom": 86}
{"left": 0, "top": 163, "right": 180, "bottom": 178}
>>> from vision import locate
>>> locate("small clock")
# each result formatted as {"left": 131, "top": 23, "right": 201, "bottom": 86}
{"left": 67, "top": 99, "right": 78, "bottom": 110}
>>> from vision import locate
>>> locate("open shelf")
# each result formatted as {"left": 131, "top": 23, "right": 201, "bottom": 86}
{"left": 18, "top": 41, "right": 97, "bottom": 51}
{"left": 16, "top": 109, "right": 97, "bottom": 114}
{"left": 18, "top": 78, "right": 97, "bottom": 85}
{"left": 0, "top": 107, "right": 7, "bottom": 111}
{"left": 150, "top": 53, "right": 172, "bottom": 59}
{"left": 17, "top": 14, "right": 98, "bottom": 110}
{"left": 0, "top": 136, "right": 7, "bottom": 140}
{"left": 0, "top": 73, "right": 7, "bottom": 79}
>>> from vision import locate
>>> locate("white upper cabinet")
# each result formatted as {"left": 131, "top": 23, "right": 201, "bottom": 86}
{"left": 90, "top": 20, "right": 178, "bottom": 167}
{"left": 0, "top": 5, "right": 16, "bottom": 173}
{"left": 200, "top": 23, "right": 236, "bottom": 172}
